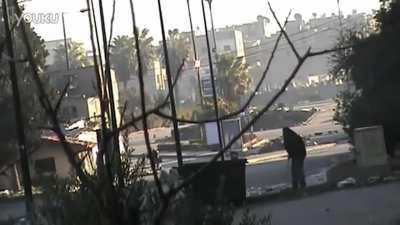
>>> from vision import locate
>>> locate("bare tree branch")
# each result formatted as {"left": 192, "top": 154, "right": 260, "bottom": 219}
{"left": 268, "top": 2, "right": 300, "bottom": 61}
{"left": 153, "top": 12, "right": 292, "bottom": 124}
{"left": 308, "top": 45, "right": 353, "bottom": 57}
{"left": 107, "top": 0, "right": 116, "bottom": 51}
{"left": 54, "top": 80, "right": 70, "bottom": 113}
{"left": 129, "top": 0, "right": 166, "bottom": 203}
{"left": 119, "top": 101, "right": 128, "bottom": 127}
{"left": 109, "top": 58, "right": 185, "bottom": 136}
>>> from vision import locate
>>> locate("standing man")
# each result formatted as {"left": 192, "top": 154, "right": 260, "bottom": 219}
{"left": 282, "top": 127, "right": 307, "bottom": 189}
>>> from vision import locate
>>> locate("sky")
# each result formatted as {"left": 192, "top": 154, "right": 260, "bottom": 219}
{"left": 23, "top": 0, "right": 380, "bottom": 47}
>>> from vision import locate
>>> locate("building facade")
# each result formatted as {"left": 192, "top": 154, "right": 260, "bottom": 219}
{"left": 46, "top": 66, "right": 121, "bottom": 125}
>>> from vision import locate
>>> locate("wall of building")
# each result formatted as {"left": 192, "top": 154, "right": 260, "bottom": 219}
{"left": 29, "top": 141, "right": 75, "bottom": 179}
{"left": 44, "top": 38, "right": 72, "bottom": 67}
{"left": 47, "top": 66, "right": 120, "bottom": 124}
{"left": 244, "top": 12, "right": 371, "bottom": 91}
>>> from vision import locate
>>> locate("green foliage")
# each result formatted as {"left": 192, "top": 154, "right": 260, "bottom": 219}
{"left": 35, "top": 158, "right": 271, "bottom": 225}
{"left": 238, "top": 208, "right": 272, "bottom": 225}
{"left": 159, "top": 29, "right": 191, "bottom": 105}
{"left": 333, "top": 0, "right": 400, "bottom": 155}
{"left": 165, "top": 29, "right": 190, "bottom": 75}
{"left": 216, "top": 54, "right": 251, "bottom": 112}
{"left": 35, "top": 176, "right": 104, "bottom": 225}
{"left": 0, "top": 11, "right": 48, "bottom": 168}
{"left": 52, "top": 41, "right": 92, "bottom": 70}
{"left": 110, "top": 29, "right": 155, "bottom": 83}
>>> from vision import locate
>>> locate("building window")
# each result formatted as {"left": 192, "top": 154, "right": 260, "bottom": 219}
{"left": 35, "top": 157, "right": 56, "bottom": 174}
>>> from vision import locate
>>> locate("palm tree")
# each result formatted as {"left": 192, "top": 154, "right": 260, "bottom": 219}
{"left": 216, "top": 53, "right": 251, "bottom": 111}
{"left": 110, "top": 28, "right": 155, "bottom": 84}
{"left": 52, "top": 41, "right": 92, "bottom": 70}
{"left": 110, "top": 35, "right": 135, "bottom": 83}
{"left": 158, "top": 29, "right": 191, "bottom": 106}
{"left": 110, "top": 29, "right": 155, "bottom": 118}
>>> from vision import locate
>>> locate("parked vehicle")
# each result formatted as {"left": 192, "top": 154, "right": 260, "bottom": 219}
{"left": 307, "top": 129, "right": 348, "bottom": 144}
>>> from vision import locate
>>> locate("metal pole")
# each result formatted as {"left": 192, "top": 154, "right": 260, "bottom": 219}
{"left": 61, "top": 12, "right": 70, "bottom": 70}
{"left": 2, "top": 0, "right": 33, "bottom": 222}
{"left": 89, "top": 0, "right": 105, "bottom": 81}
{"left": 207, "top": 0, "right": 226, "bottom": 148}
{"left": 186, "top": 0, "right": 204, "bottom": 106}
{"left": 97, "top": 0, "right": 123, "bottom": 188}
{"left": 336, "top": 0, "right": 343, "bottom": 38}
{"left": 207, "top": 0, "right": 217, "bottom": 52}
{"left": 201, "top": 0, "right": 224, "bottom": 160}
{"left": 157, "top": 0, "right": 183, "bottom": 167}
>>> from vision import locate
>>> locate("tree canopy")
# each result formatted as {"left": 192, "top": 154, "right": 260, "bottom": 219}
{"left": 0, "top": 12, "right": 48, "bottom": 167}
{"left": 110, "top": 29, "right": 155, "bottom": 83}
{"left": 52, "top": 40, "right": 92, "bottom": 70}
{"left": 333, "top": 0, "right": 400, "bottom": 156}
{"left": 216, "top": 54, "right": 251, "bottom": 113}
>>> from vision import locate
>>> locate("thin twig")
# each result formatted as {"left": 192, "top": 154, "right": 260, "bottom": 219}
{"left": 154, "top": 12, "right": 291, "bottom": 124}
{"left": 54, "top": 81, "right": 70, "bottom": 113}
{"left": 129, "top": 0, "right": 166, "bottom": 202}
{"left": 107, "top": 0, "right": 116, "bottom": 51}
{"left": 109, "top": 58, "right": 185, "bottom": 137}
{"left": 268, "top": 2, "right": 300, "bottom": 61}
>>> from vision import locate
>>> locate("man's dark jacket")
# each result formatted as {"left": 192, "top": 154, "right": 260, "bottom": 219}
{"left": 282, "top": 127, "right": 306, "bottom": 159}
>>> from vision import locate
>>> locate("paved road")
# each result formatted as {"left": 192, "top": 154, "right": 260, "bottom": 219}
{"left": 246, "top": 99, "right": 351, "bottom": 189}
{"left": 254, "top": 99, "right": 342, "bottom": 140}
{"left": 239, "top": 182, "right": 400, "bottom": 225}
{"left": 128, "top": 127, "right": 171, "bottom": 154}
{"left": 246, "top": 143, "right": 351, "bottom": 189}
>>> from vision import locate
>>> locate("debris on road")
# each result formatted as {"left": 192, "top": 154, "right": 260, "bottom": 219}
{"left": 307, "top": 172, "right": 327, "bottom": 186}
{"left": 337, "top": 177, "right": 356, "bottom": 188}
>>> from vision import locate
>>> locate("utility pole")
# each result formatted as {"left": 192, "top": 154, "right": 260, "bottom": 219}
{"left": 337, "top": 0, "right": 343, "bottom": 38}
{"left": 201, "top": 0, "right": 224, "bottom": 160}
{"left": 206, "top": 0, "right": 217, "bottom": 52}
{"left": 186, "top": 0, "right": 204, "bottom": 106}
{"left": 157, "top": 0, "right": 183, "bottom": 167}
{"left": 2, "top": 0, "right": 33, "bottom": 223}
{"left": 61, "top": 12, "right": 70, "bottom": 70}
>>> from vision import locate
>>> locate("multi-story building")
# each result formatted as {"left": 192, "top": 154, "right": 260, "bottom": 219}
{"left": 46, "top": 66, "right": 121, "bottom": 125}
{"left": 43, "top": 38, "right": 72, "bottom": 67}
{"left": 243, "top": 12, "right": 372, "bottom": 92}
{"left": 186, "top": 29, "right": 245, "bottom": 100}
{"left": 219, "top": 15, "right": 271, "bottom": 44}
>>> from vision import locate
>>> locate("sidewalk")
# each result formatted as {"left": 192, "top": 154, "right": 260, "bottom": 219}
{"left": 238, "top": 182, "right": 400, "bottom": 225}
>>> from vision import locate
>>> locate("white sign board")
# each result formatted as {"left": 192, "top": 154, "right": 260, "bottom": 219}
{"left": 222, "top": 118, "right": 242, "bottom": 151}
{"left": 201, "top": 71, "right": 213, "bottom": 98}
{"left": 354, "top": 125, "right": 388, "bottom": 167}
{"left": 205, "top": 122, "right": 219, "bottom": 145}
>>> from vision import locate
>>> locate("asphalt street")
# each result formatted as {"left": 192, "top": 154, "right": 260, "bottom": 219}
{"left": 254, "top": 99, "right": 343, "bottom": 140}
{"left": 131, "top": 99, "right": 351, "bottom": 191}
{"left": 246, "top": 143, "right": 351, "bottom": 189}
{"left": 239, "top": 182, "right": 400, "bottom": 225}
{"left": 246, "top": 99, "right": 350, "bottom": 189}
